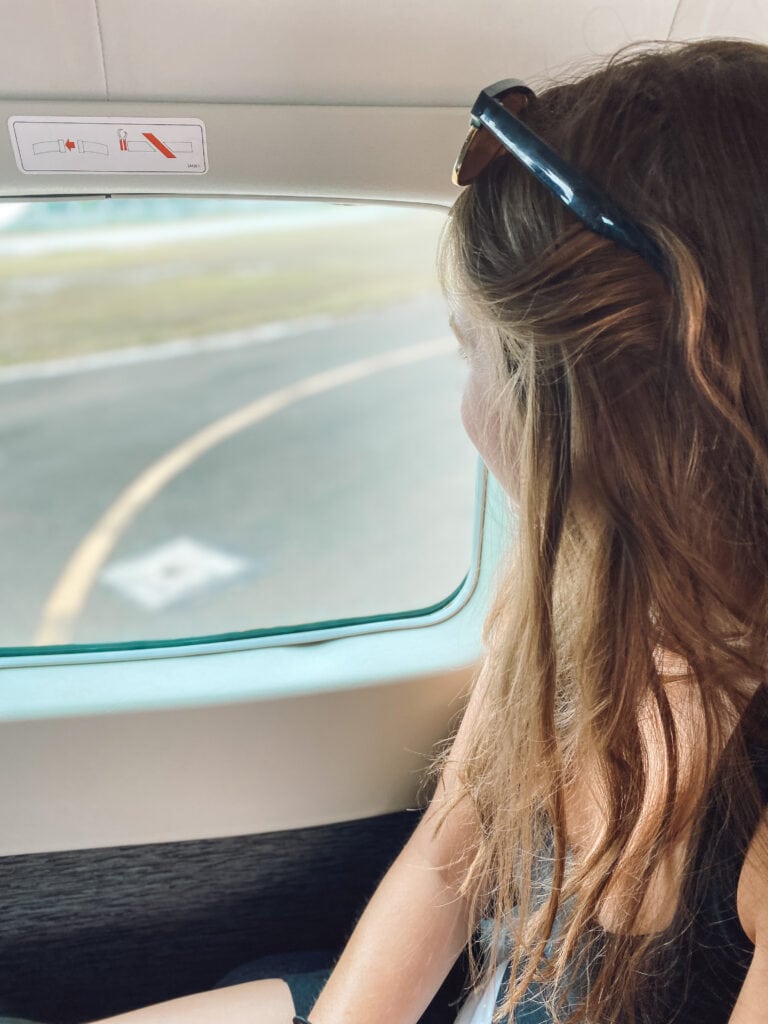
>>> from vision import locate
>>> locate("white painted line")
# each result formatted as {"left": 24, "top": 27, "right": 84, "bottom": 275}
{"left": 101, "top": 537, "right": 249, "bottom": 610}
{"left": 34, "top": 337, "right": 454, "bottom": 645}
{"left": 0, "top": 312, "right": 341, "bottom": 384}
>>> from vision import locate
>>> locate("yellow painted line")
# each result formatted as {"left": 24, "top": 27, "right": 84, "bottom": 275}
{"left": 35, "top": 338, "right": 454, "bottom": 645}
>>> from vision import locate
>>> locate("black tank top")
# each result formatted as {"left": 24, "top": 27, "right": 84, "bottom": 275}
{"left": 495, "top": 682, "right": 768, "bottom": 1023}
{"left": 636, "top": 680, "right": 768, "bottom": 1023}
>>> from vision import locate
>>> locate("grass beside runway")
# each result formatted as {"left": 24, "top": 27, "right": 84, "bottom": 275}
{"left": 0, "top": 208, "right": 446, "bottom": 366}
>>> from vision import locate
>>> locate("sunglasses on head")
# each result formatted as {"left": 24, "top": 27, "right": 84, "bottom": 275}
{"left": 453, "top": 80, "right": 666, "bottom": 276}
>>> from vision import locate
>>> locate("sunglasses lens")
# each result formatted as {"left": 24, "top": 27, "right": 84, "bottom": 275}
{"left": 454, "top": 126, "right": 506, "bottom": 186}
{"left": 453, "top": 87, "right": 531, "bottom": 186}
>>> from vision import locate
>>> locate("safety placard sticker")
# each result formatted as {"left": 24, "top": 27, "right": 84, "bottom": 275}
{"left": 8, "top": 115, "right": 207, "bottom": 174}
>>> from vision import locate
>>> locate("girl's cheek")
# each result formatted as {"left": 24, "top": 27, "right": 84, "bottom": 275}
{"left": 460, "top": 377, "right": 483, "bottom": 454}
{"left": 461, "top": 374, "right": 522, "bottom": 504}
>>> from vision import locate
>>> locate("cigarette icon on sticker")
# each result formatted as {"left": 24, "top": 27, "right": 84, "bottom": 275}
{"left": 118, "top": 130, "right": 193, "bottom": 157}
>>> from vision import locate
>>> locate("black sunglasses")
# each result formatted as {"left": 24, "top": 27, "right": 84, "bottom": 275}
{"left": 453, "top": 80, "right": 666, "bottom": 277}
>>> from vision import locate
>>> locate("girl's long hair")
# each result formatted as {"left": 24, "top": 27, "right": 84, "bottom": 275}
{"left": 432, "top": 40, "right": 768, "bottom": 1023}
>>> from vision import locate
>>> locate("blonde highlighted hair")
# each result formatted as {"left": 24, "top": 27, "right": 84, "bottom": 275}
{"left": 432, "top": 39, "right": 768, "bottom": 1023}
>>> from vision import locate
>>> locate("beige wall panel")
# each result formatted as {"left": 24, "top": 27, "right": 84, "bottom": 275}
{"left": 95, "top": 0, "right": 678, "bottom": 105}
{"left": 6, "top": 0, "right": 768, "bottom": 110}
{"left": 0, "top": 1, "right": 107, "bottom": 100}
{"left": 670, "top": 0, "right": 768, "bottom": 42}
{"left": 0, "top": 668, "right": 471, "bottom": 855}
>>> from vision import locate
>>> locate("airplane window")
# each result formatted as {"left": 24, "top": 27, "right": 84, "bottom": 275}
{"left": 0, "top": 198, "right": 476, "bottom": 650}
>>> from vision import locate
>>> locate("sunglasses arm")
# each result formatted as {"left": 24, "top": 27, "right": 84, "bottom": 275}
{"left": 473, "top": 94, "right": 666, "bottom": 276}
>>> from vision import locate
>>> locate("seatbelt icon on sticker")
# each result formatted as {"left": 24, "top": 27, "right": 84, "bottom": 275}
{"left": 33, "top": 138, "right": 108, "bottom": 155}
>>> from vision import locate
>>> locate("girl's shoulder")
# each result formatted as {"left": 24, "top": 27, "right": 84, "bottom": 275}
{"left": 566, "top": 676, "right": 768, "bottom": 937}
{"left": 735, "top": 680, "right": 768, "bottom": 944}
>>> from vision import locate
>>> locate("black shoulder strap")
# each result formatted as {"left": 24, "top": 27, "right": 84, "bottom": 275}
{"left": 740, "top": 681, "right": 768, "bottom": 803}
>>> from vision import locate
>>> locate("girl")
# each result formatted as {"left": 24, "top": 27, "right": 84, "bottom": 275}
{"left": 91, "top": 38, "right": 768, "bottom": 1024}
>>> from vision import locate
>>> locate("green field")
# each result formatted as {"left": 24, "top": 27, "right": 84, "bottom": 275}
{"left": 0, "top": 208, "right": 446, "bottom": 366}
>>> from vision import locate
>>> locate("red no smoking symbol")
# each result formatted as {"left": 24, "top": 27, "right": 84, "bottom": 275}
{"left": 142, "top": 133, "right": 176, "bottom": 158}
{"left": 117, "top": 129, "right": 177, "bottom": 158}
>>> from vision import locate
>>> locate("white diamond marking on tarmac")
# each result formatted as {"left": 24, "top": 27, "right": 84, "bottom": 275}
{"left": 100, "top": 536, "right": 248, "bottom": 610}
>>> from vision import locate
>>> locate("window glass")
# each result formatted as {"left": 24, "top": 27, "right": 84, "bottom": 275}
{"left": 0, "top": 199, "right": 477, "bottom": 649}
